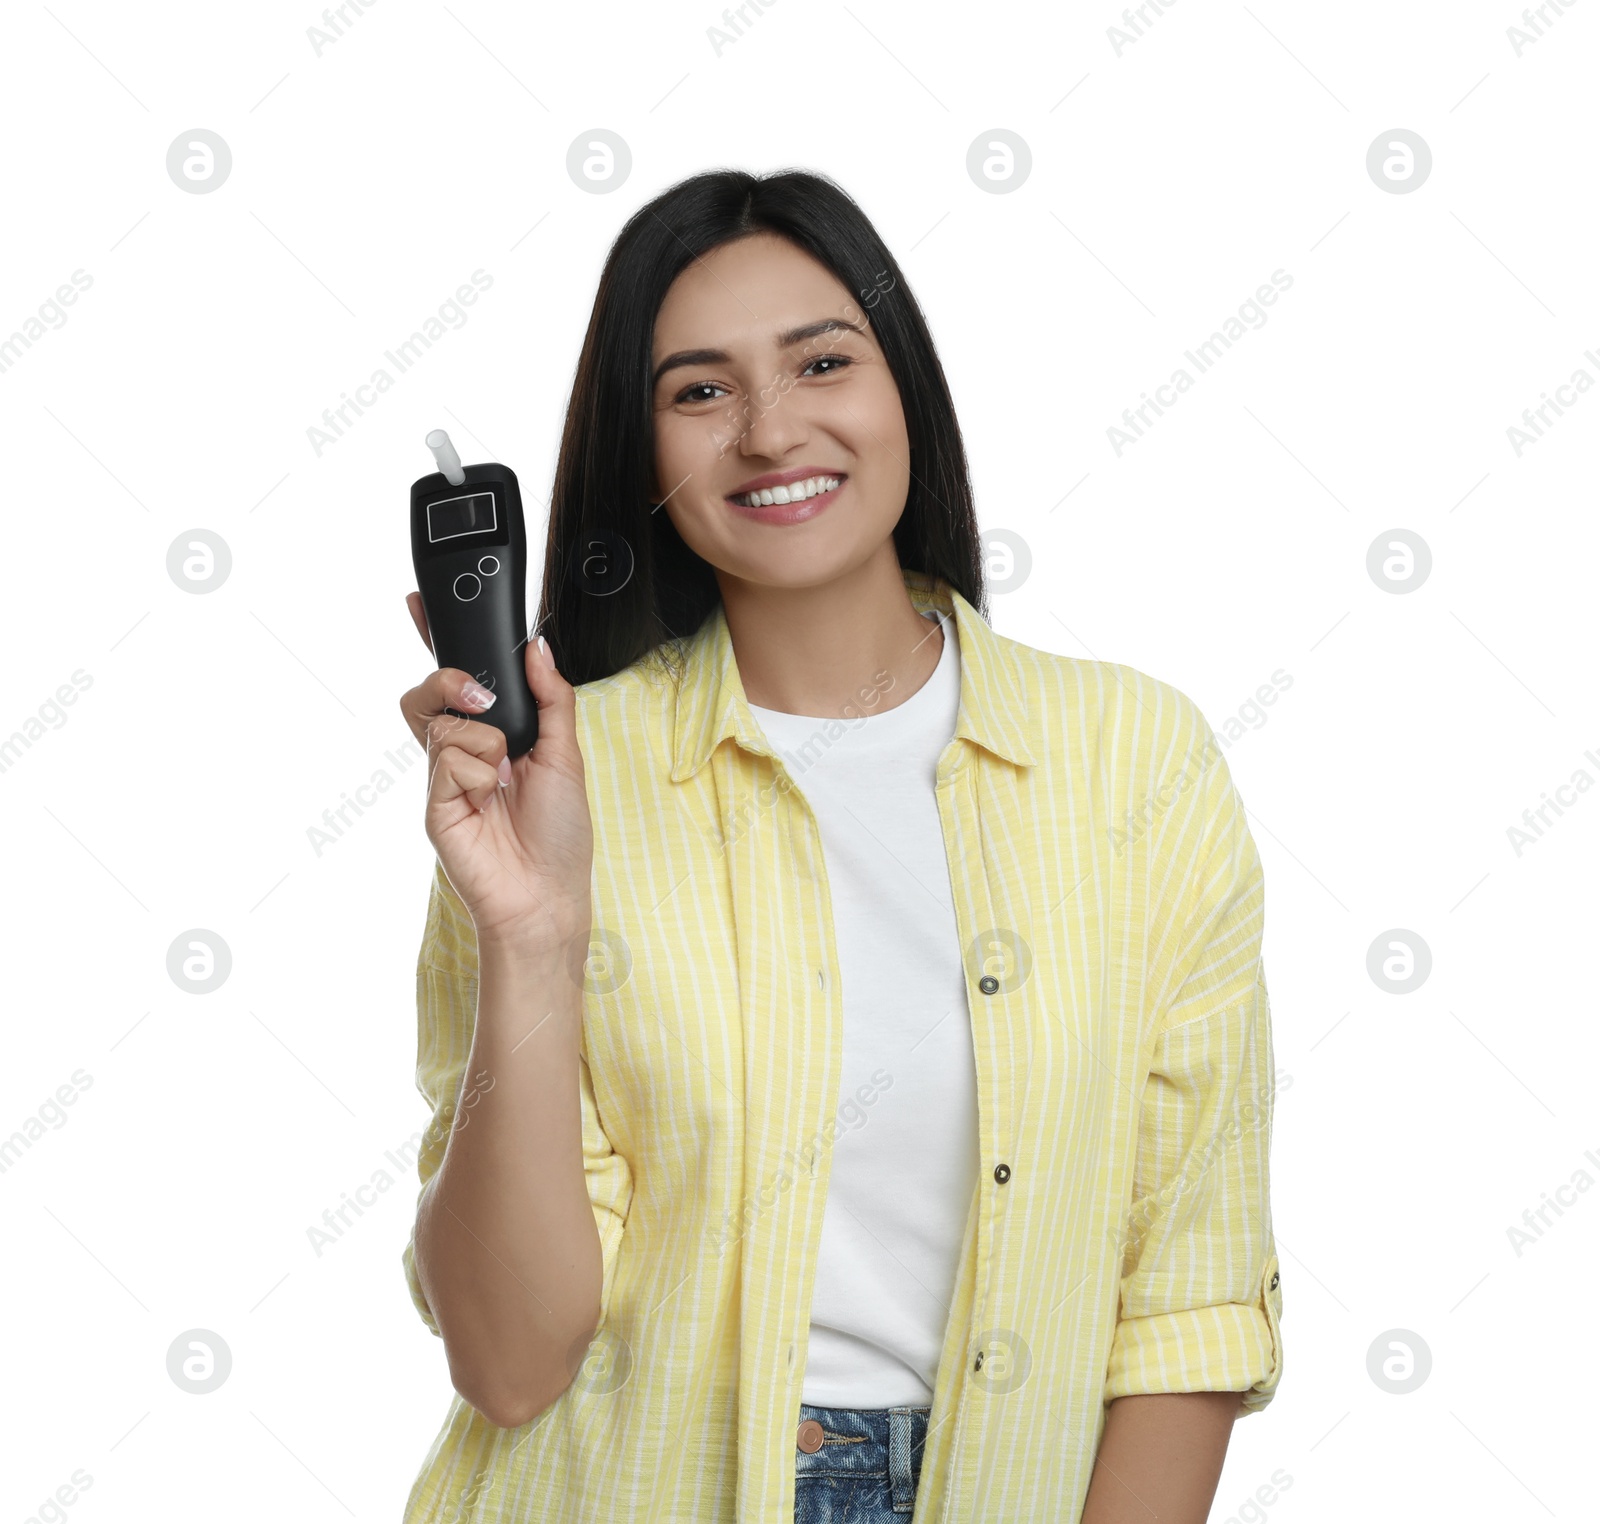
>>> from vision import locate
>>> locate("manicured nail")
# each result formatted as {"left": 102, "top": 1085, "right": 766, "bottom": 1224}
{"left": 497, "top": 757, "right": 512, "bottom": 787}
{"left": 537, "top": 635, "right": 555, "bottom": 669}
{"left": 462, "top": 679, "right": 496, "bottom": 708}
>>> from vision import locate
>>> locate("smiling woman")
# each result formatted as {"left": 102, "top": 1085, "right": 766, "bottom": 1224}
{"left": 526, "top": 169, "right": 982, "bottom": 699}
{"left": 641, "top": 228, "right": 939, "bottom": 711}
{"left": 397, "top": 167, "right": 1283, "bottom": 1524}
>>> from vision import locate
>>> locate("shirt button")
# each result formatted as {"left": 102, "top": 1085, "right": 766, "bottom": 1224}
{"left": 797, "top": 1419, "right": 824, "bottom": 1453}
{"left": 978, "top": 975, "right": 999, "bottom": 994}
{"left": 1269, "top": 1271, "right": 1280, "bottom": 1291}
{"left": 993, "top": 1163, "right": 1011, "bottom": 1184}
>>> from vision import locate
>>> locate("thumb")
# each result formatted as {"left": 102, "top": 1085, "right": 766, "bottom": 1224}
{"left": 521, "top": 629, "right": 579, "bottom": 758}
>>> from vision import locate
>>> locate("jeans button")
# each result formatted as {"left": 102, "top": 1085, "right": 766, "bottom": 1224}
{"left": 797, "top": 1419, "right": 824, "bottom": 1453}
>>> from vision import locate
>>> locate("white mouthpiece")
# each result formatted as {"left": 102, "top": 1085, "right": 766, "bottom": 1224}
{"left": 425, "top": 428, "right": 466, "bottom": 486}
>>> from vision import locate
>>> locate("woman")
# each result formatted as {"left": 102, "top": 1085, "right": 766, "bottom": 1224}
{"left": 396, "top": 169, "right": 1284, "bottom": 1524}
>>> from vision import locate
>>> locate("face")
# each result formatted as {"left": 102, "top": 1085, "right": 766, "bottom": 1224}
{"left": 649, "top": 232, "right": 912, "bottom": 591}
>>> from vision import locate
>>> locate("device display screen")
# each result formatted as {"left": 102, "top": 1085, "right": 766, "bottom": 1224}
{"left": 427, "top": 492, "right": 497, "bottom": 542}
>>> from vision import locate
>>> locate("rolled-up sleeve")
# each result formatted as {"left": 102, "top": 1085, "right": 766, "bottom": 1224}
{"left": 401, "top": 859, "right": 635, "bottom": 1337}
{"left": 1105, "top": 729, "right": 1285, "bottom": 1414}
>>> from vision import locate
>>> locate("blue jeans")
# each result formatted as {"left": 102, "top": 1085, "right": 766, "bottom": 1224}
{"left": 794, "top": 1402, "right": 931, "bottom": 1521}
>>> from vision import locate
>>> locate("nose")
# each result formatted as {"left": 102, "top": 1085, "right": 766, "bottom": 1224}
{"left": 734, "top": 378, "right": 809, "bottom": 463}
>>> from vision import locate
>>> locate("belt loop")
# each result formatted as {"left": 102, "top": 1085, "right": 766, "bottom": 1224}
{"left": 889, "top": 1410, "right": 916, "bottom": 1511}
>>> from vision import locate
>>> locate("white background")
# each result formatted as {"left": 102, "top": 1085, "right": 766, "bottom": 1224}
{"left": 2, "top": 1, "right": 1595, "bottom": 1520}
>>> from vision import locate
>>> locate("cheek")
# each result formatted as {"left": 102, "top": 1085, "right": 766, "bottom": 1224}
{"left": 851, "top": 376, "right": 910, "bottom": 454}
{"left": 654, "top": 414, "right": 696, "bottom": 472}
{"left": 658, "top": 409, "right": 745, "bottom": 481}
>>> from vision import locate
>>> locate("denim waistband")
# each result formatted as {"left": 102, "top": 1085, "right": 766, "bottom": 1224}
{"left": 795, "top": 1402, "right": 931, "bottom": 1515}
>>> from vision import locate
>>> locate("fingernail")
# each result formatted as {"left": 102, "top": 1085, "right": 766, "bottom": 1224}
{"left": 537, "top": 635, "right": 555, "bottom": 669}
{"left": 462, "top": 679, "right": 496, "bottom": 708}
{"left": 497, "top": 757, "right": 512, "bottom": 787}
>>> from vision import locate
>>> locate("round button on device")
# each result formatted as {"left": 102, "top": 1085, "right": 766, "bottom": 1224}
{"left": 478, "top": 555, "right": 500, "bottom": 576}
{"left": 453, "top": 572, "right": 481, "bottom": 602}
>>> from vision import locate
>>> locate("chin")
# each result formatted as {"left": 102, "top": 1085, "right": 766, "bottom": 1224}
{"left": 731, "top": 543, "right": 883, "bottom": 591}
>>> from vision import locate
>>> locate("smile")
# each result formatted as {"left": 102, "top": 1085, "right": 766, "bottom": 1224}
{"left": 725, "top": 476, "right": 846, "bottom": 525}
{"left": 728, "top": 474, "right": 843, "bottom": 508}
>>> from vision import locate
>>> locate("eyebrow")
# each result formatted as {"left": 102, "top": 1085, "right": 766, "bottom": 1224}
{"left": 652, "top": 317, "right": 868, "bottom": 389}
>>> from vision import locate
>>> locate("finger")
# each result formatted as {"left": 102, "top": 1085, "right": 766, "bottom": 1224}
{"left": 399, "top": 667, "right": 500, "bottom": 748}
{"left": 406, "top": 592, "right": 432, "bottom": 653}
{"left": 429, "top": 743, "right": 503, "bottom": 816}
{"left": 520, "top": 631, "right": 581, "bottom": 763}
{"left": 424, "top": 708, "right": 509, "bottom": 774}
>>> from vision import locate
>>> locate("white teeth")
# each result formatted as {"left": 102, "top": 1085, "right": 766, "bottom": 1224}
{"left": 732, "top": 475, "right": 841, "bottom": 508}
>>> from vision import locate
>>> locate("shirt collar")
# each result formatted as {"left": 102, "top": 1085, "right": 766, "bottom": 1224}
{"left": 668, "top": 567, "right": 1038, "bottom": 782}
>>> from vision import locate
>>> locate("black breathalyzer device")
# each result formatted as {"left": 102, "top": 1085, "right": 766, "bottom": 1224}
{"left": 409, "top": 429, "right": 539, "bottom": 758}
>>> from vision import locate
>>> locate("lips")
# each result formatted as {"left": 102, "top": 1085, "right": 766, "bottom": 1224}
{"left": 726, "top": 467, "right": 849, "bottom": 500}
{"left": 725, "top": 476, "right": 846, "bottom": 525}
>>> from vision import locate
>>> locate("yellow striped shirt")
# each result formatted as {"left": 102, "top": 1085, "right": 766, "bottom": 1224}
{"left": 402, "top": 567, "right": 1285, "bottom": 1523}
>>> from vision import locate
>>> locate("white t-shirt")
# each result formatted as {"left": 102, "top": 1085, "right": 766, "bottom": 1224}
{"left": 746, "top": 609, "right": 979, "bottom": 1407}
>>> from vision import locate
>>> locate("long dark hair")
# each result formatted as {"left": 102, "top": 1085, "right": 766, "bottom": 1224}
{"left": 536, "top": 166, "right": 987, "bottom": 688}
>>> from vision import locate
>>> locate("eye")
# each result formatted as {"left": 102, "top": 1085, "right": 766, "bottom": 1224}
{"left": 803, "top": 354, "right": 853, "bottom": 377}
{"left": 669, "top": 354, "right": 854, "bottom": 406}
{"left": 673, "top": 380, "right": 730, "bottom": 405}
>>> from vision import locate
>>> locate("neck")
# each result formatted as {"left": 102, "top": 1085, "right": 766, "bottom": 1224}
{"left": 719, "top": 550, "right": 945, "bottom": 718}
